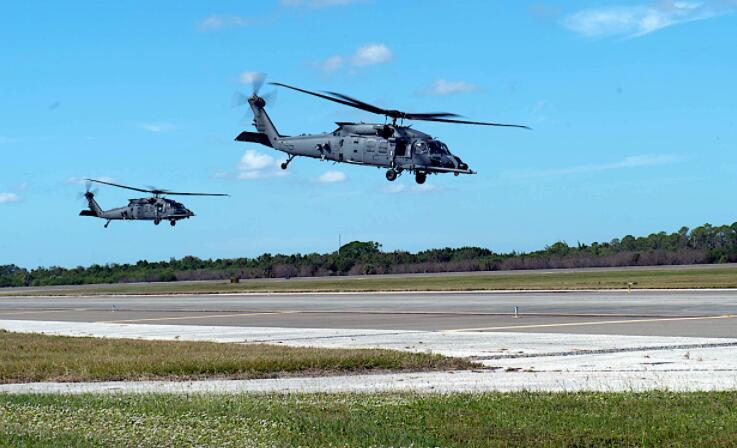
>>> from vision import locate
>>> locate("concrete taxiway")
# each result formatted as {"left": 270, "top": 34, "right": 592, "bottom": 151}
{"left": 2, "top": 289, "right": 737, "bottom": 393}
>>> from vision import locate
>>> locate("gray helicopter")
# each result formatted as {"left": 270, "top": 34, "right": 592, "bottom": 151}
{"left": 233, "top": 77, "right": 529, "bottom": 184}
{"left": 79, "top": 179, "right": 228, "bottom": 228}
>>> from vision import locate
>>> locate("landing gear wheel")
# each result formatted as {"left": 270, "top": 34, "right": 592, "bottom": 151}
{"left": 170, "top": 220, "right": 176, "bottom": 227}
{"left": 154, "top": 220, "right": 160, "bottom": 226}
{"left": 415, "top": 172, "right": 427, "bottom": 184}
{"left": 280, "top": 162, "right": 288, "bottom": 170}
{"left": 386, "top": 169, "right": 398, "bottom": 182}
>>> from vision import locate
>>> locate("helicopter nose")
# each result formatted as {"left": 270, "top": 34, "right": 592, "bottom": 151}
{"left": 453, "top": 156, "right": 468, "bottom": 170}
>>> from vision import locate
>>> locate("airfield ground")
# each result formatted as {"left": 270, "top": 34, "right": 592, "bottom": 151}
{"left": 3, "top": 266, "right": 737, "bottom": 445}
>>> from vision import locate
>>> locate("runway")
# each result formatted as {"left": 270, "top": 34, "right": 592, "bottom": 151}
{"left": 1, "top": 289, "right": 737, "bottom": 337}
{"left": 3, "top": 289, "right": 737, "bottom": 393}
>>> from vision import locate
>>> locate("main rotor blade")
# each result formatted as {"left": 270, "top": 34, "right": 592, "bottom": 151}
{"left": 270, "top": 82, "right": 371, "bottom": 112}
{"left": 272, "top": 81, "right": 530, "bottom": 129}
{"left": 403, "top": 112, "right": 462, "bottom": 120}
{"left": 321, "top": 90, "right": 389, "bottom": 116}
{"left": 415, "top": 117, "right": 531, "bottom": 129}
{"left": 324, "top": 91, "right": 460, "bottom": 120}
{"left": 86, "top": 179, "right": 153, "bottom": 194}
{"left": 159, "top": 191, "right": 230, "bottom": 197}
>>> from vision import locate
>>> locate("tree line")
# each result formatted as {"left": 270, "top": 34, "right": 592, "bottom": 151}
{"left": 2, "top": 222, "right": 737, "bottom": 287}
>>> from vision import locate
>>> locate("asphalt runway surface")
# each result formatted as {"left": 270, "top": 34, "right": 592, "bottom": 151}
{"left": 2, "top": 290, "right": 737, "bottom": 337}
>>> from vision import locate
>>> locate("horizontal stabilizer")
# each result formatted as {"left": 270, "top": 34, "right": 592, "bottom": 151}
{"left": 234, "top": 131, "right": 272, "bottom": 147}
{"left": 79, "top": 210, "right": 98, "bottom": 217}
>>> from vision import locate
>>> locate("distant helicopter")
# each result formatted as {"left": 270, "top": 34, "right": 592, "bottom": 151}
{"left": 79, "top": 179, "right": 228, "bottom": 228}
{"left": 233, "top": 76, "right": 529, "bottom": 184}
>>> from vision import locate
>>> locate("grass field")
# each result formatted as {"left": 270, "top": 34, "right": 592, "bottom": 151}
{"left": 1, "top": 392, "right": 737, "bottom": 447}
{"left": 4, "top": 265, "right": 737, "bottom": 296}
{"left": 0, "top": 331, "right": 475, "bottom": 383}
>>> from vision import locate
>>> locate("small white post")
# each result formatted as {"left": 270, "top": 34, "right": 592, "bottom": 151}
{"left": 513, "top": 306, "right": 519, "bottom": 319}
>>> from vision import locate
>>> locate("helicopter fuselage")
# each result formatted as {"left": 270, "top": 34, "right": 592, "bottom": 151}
{"left": 80, "top": 194, "right": 194, "bottom": 227}
{"left": 236, "top": 96, "right": 474, "bottom": 184}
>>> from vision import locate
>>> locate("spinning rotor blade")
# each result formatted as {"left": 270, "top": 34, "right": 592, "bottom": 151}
{"left": 261, "top": 89, "right": 277, "bottom": 108}
{"left": 231, "top": 91, "right": 250, "bottom": 109}
{"left": 418, "top": 117, "right": 531, "bottom": 129}
{"left": 250, "top": 72, "right": 266, "bottom": 95}
{"left": 86, "top": 179, "right": 151, "bottom": 194}
{"left": 156, "top": 191, "right": 229, "bottom": 197}
{"left": 323, "top": 90, "right": 460, "bottom": 120}
{"left": 87, "top": 179, "right": 229, "bottom": 197}
{"left": 270, "top": 82, "right": 368, "bottom": 111}
{"left": 272, "top": 82, "right": 455, "bottom": 120}
{"left": 271, "top": 82, "right": 528, "bottom": 128}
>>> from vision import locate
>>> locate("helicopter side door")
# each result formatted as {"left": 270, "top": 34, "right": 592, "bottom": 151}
{"left": 346, "top": 136, "right": 364, "bottom": 163}
{"left": 390, "top": 138, "right": 412, "bottom": 168}
{"left": 368, "top": 138, "right": 391, "bottom": 167}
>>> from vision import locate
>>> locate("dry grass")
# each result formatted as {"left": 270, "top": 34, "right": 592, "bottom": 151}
{"left": 0, "top": 330, "right": 477, "bottom": 383}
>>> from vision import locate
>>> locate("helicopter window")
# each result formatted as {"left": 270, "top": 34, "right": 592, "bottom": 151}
{"left": 414, "top": 141, "right": 428, "bottom": 154}
{"left": 429, "top": 140, "right": 449, "bottom": 155}
{"left": 395, "top": 140, "right": 407, "bottom": 157}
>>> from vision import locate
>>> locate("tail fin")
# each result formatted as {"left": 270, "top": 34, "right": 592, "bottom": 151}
{"left": 79, "top": 192, "right": 102, "bottom": 217}
{"left": 249, "top": 97, "right": 281, "bottom": 146}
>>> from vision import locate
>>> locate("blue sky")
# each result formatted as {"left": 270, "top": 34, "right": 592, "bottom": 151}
{"left": 1, "top": 0, "right": 736, "bottom": 268}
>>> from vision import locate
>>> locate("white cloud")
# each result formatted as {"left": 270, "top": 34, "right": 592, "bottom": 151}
{"left": 511, "top": 154, "right": 681, "bottom": 178}
{"left": 351, "top": 44, "right": 392, "bottom": 67}
{"left": 320, "top": 55, "right": 343, "bottom": 74}
{"left": 562, "top": 1, "right": 736, "bottom": 38}
{"left": 197, "top": 15, "right": 254, "bottom": 32}
{"left": 424, "top": 79, "right": 479, "bottom": 96}
{"left": 316, "top": 170, "right": 347, "bottom": 183}
{"left": 236, "top": 150, "right": 285, "bottom": 179}
{"left": 281, "top": 0, "right": 364, "bottom": 8}
{"left": 412, "top": 183, "right": 438, "bottom": 193}
{"left": 138, "top": 123, "right": 176, "bottom": 133}
{"left": 0, "top": 193, "right": 19, "bottom": 203}
{"left": 312, "top": 43, "right": 392, "bottom": 75}
{"left": 382, "top": 182, "right": 439, "bottom": 194}
{"left": 239, "top": 71, "right": 265, "bottom": 85}
{"left": 382, "top": 183, "right": 406, "bottom": 194}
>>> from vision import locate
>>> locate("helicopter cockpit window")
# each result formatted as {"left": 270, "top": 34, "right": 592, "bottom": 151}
{"left": 414, "top": 141, "right": 428, "bottom": 154}
{"left": 429, "top": 140, "right": 449, "bottom": 155}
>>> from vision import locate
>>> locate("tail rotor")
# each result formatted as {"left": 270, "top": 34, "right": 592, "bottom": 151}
{"left": 231, "top": 72, "right": 277, "bottom": 123}
{"left": 77, "top": 181, "right": 98, "bottom": 204}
